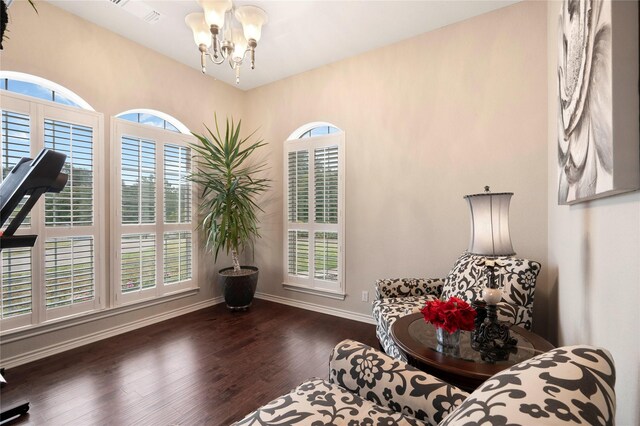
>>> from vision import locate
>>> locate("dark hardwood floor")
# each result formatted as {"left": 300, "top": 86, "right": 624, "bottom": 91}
{"left": 0, "top": 299, "right": 378, "bottom": 425}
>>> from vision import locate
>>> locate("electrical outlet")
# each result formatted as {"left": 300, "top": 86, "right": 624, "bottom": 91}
{"left": 361, "top": 291, "right": 369, "bottom": 302}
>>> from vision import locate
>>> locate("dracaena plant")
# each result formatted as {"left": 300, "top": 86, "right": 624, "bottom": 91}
{"left": 189, "top": 115, "right": 270, "bottom": 273}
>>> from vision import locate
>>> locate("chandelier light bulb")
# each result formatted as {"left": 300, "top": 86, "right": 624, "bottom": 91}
{"left": 231, "top": 28, "right": 248, "bottom": 62}
{"left": 234, "top": 5, "right": 268, "bottom": 43}
{"left": 198, "top": 0, "right": 232, "bottom": 29}
{"left": 185, "top": 13, "right": 212, "bottom": 47}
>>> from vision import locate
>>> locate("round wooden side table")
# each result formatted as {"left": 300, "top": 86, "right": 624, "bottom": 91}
{"left": 390, "top": 313, "right": 554, "bottom": 392}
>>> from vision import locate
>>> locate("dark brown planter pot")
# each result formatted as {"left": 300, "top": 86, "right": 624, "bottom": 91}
{"left": 219, "top": 266, "right": 259, "bottom": 310}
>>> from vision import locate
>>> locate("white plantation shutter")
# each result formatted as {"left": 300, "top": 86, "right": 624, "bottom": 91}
{"left": 314, "top": 231, "right": 338, "bottom": 281}
{"left": 42, "top": 108, "right": 102, "bottom": 321}
{"left": 164, "top": 145, "right": 191, "bottom": 224}
{"left": 163, "top": 231, "right": 192, "bottom": 284}
{"left": 314, "top": 146, "right": 339, "bottom": 224}
{"left": 121, "top": 233, "right": 156, "bottom": 293}
{"left": 45, "top": 237, "right": 94, "bottom": 309}
{"left": 44, "top": 119, "right": 93, "bottom": 226}
{"left": 1, "top": 109, "right": 32, "bottom": 226}
{"left": 284, "top": 128, "right": 344, "bottom": 298}
{"left": 121, "top": 137, "right": 156, "bottom": 224}
{"left": 113, "top": 119, "right": 196, "bottom": 306}
{"left": 1, "top": 247, "right": 32, "bottom": 318}
{"left": 288, "top": 151, "right": 309, "bottom": 223}
{"left": 2, "top": 110, "right": 31, "bottom": 180}
{"left": 288, "top": 230, "right": 309, "bottom": 277}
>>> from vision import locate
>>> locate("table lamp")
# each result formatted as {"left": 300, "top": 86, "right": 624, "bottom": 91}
{"left": 464, "top": 186, "right": 517, "bottom": 362}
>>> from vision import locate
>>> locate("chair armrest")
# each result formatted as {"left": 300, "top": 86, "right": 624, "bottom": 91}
{"left": 440, "top": 345, "right": 616, "bottom": 425}
{"left": 329, "top": 339, "right": 469, "bottom": 426}
{"left": 375, "top": 278, "right": 444, "bottom": 300}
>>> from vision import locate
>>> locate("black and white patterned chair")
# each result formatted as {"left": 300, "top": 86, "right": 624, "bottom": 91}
{"left": 372, "top": 251, "right": 541, "bottom": 361}
{"left": 234, "top": 339, "right": 616, "bottom": 425}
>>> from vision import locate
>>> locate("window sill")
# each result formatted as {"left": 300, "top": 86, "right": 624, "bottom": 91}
{"left": 0, "top": 287, "right": 200, "bottom": 343}
{"left": 282, "top": 282, "right": 346, "bottom": 301}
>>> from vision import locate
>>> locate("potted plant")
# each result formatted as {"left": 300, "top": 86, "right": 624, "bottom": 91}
{"left": 189, "top": 115, "right": 270, "bottom": 310}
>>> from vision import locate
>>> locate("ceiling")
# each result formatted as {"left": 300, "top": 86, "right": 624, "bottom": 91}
{"left": 48, "top": 0, "right": 520, "bottom": 91}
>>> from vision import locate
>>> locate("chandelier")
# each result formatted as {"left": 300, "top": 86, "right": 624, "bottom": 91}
{"left": 185, "top": 0, "right": 268, "bottom": 84}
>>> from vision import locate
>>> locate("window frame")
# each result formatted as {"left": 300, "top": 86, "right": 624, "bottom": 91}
{"left": 110, "top": 118, "right": 198, "bottom": 307}
{"left": 0, "top": 90, "right": 106, "bottom": 330}
{"left": 283, "top": 129, "right": 346, "bottom": 300}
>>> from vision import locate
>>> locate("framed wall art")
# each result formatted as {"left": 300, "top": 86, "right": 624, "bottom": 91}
{"left": 557, "top": 0, "right": 639, "bottom": 204}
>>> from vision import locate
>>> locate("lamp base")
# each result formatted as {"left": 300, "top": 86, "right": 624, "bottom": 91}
{"left": 471, "top": 304, "right": 517, "bottom": 363}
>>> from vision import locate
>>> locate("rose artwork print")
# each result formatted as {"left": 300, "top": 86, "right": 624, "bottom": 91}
{"left": 557, "top": 0, "right": 613, "bottom": 204}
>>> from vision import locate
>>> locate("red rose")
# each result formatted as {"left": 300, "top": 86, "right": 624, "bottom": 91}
{"left": 457, "top": 305, "right": 477, "bottom": 331}
{"left": 421, "top": 297, "right": 477, "bottom": 332}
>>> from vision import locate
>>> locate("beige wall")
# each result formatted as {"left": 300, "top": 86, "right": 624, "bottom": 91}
{"left": 547, "top": 2, "right": 640, "bottom": 424}
{"left": 0, "top": 1, "right": 244, "bottom": 360}
{"left": 244, "top": 1, "right": 549, "bottom": 330}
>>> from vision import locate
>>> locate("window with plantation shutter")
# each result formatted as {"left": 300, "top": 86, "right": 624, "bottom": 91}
{"left": 41, "top": 105, "right": 103, "bottom": 321}
{"left": 1, "top": 89, "right": 104, "bottom": 329}
{"left": 113, "top": 118, "right": 196, "bottom": 306}
{"left": 284, "top": 124, "right": 345, "bottom": 299}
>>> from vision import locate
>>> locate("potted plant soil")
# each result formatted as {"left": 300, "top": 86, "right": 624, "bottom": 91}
{"left": 189, "top": 115, "right": 270, "bottom": 310}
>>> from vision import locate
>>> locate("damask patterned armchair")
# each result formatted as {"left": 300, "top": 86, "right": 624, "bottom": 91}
{"left": 372, "top": 251, "right": 541, "bottom": 360}
{"left": 234, "top": 339, "right": 616, "bottom": 425}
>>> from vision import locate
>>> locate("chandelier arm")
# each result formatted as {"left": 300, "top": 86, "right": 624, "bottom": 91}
{"left": 205, "top": 51, "right": 227, "bottom": 65}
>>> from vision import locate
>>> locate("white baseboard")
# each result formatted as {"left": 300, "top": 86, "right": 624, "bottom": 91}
{"left": 255, "top": 292, "right": 375, "bottom": 325}
{"left": 1, "top": 297, "right": 223, "bottom": 369}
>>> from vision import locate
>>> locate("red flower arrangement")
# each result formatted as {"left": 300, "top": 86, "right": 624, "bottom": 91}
{"left": 420, "top": 297, "right": 477, "bottom": 333}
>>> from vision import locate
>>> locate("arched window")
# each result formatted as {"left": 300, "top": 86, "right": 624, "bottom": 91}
{"left": 112, "top": 111, "right": 196, "bottom": 305}
{"left": 298, "top": 125, "right": 339, "bottom": 139}
{"left": 116, "top": 109, "right": 189, "bottom": 134}
{"left": 284, "top": 122, "right": 345, "bottom": 299}
{"left": 0, "top": 71, "right": 94, "bottom": 110}
{"left": 1, "top": 76, "right": 104, "bottom": 329}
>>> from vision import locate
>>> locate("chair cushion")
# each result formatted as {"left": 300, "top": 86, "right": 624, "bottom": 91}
{"left": 440, "top": 345, "right": 616, "bottom": 425}
{"left": 372, "top": 295, "right": 438, "bottom": 361}
{"left": 441, "top": 252, "right": 540, "bottom": 329}
{"left": 232, "top": 378, "right": 426, "bottom": 425}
